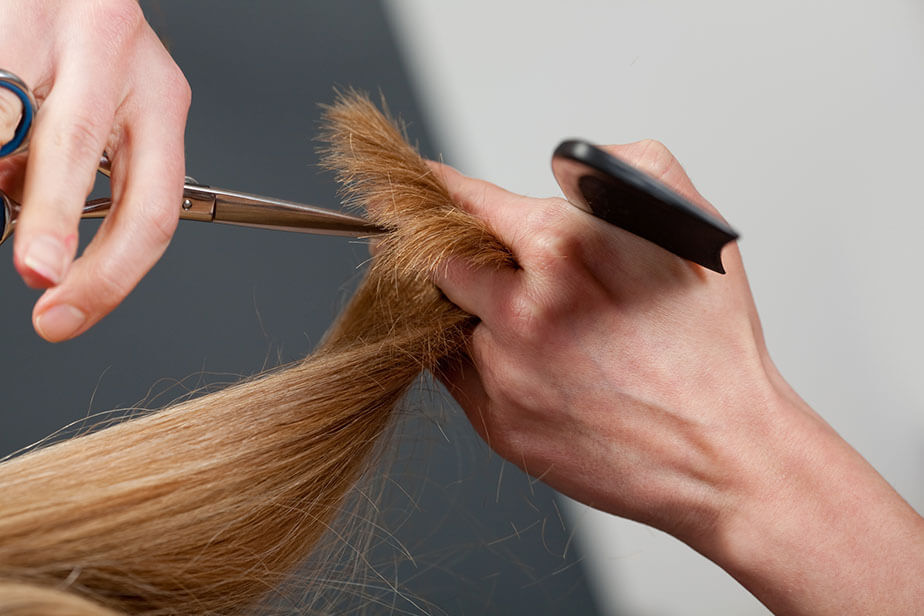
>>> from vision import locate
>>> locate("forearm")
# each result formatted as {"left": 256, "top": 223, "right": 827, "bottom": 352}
{"left": 701, "top": 394, "right": 924, "bottom": 615}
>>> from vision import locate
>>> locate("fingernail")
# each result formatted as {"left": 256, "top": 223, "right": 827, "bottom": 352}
{"left": 22, "top": 234, "right": 70, "bottom": 286}
{"left": 35, "top": 304, "right": 86, "bottom": 341}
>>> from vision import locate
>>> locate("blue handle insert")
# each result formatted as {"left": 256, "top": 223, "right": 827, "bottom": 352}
{"left": 0, "top": 79, "right": 34, "bottom": 157}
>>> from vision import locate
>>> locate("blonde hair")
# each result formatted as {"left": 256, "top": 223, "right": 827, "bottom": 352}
{"left": 0, "top": 92, "right": 510, "bottom": 614}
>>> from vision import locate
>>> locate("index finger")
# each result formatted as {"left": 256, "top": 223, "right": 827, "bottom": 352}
{"left": 429, "top": 161, "right": 532, "bottom": 249}
{"left": 31, "top": 73, "right": 189, "bottom": 342}
{"left": 12, "top": 70, "right": 119, "bottom": 288}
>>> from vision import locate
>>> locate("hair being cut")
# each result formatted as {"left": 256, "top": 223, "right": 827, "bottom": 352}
{"left": 0, "top": 92, "right": 510, "bottom": 614}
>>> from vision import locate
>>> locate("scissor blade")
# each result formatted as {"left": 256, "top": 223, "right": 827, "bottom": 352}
{"left": 190, "top": 185, "right": 385, "bottom": 238}
{"left": 99, "top": 153, "right": 385, "bottom": 238}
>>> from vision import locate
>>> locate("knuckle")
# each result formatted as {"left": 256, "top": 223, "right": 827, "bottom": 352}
{"left": 498, "top": 292, "right": 543, "bottom": 338}
{"left": 532, "top": 225, "right": 582, "bottom": 261}
{"left": 57, "top": 111, "right": 108, "bottom": 168}
{"left": 636, "top": 139, "right": 678, "bottom": 182}
{"left": 90, "top": 0, "right": 145, "bottom": 45}
{"left": 523, "top": 198, "right": 568, "bottom": 234}
{"left": 140, "top": 65, "right": 190, "bottom": 125}
{"left": 638, "top": 137, "right": 670, "bottom": 156}
{"left": 527, "top": 218, "right": 588, "bottom": 276}
{"left": 159, "top": 64, "right": 192, "bottom": 110}
{"left": 494, "top": 278, "right": 585, "bottom": 349}
{"left": 86, "top": 261, "right": 134, "bottom": 311}
{"left": 146, "top": 204, "right": 180, "bottom": 247}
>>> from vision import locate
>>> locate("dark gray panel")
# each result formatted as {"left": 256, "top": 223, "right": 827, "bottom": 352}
{"left": 0, "top": 2, "right": 600, "bottom": 613}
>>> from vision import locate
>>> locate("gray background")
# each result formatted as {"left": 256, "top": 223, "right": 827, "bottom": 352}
{"left": 0, "top": 2, "right": 598, "bottom": 614}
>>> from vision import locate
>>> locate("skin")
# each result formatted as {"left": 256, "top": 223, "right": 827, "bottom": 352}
{"left": 0, "top": 0, "right": 190, "bottom": 342}
{"left": 431, "top": 141, "right": 924, "bottom": 615}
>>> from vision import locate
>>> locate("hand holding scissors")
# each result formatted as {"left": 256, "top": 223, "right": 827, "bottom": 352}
{"left": 0, "top": 70, "right": 383, "bottom": 250}
{"left": 0, "top": 0, "right": 195, "bottom": 342}
{"left": 0, "top": 67, "right": 384, "bottom": 324}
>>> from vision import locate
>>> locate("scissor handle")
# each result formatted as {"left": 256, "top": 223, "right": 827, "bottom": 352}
{"left": 0, "top": 69, "right": 37, "bottom": 158}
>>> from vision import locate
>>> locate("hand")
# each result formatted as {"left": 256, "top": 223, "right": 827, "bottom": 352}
{"left": 433, "top": 139, "right": 783, "bottom": 529}
{"left": 432, "top": 140, "right": 924, "bottom": 614}
{"left": 0, "top": 0, "right": 191, "bottom": 342}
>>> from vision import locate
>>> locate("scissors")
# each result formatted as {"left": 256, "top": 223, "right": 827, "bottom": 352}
{"left": 0, "top": 69, "right": 385, "bottom": 249}
{"left": 0, "top": 69, "right": 738, "bottom": 273}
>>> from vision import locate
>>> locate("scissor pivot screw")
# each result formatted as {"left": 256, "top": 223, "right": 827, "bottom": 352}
{"left": 182, "top": 199, "right": 192, "bottom": 211}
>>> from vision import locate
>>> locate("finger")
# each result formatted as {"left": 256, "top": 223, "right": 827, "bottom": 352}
{"left": 434, "top": 341, "right": 494, "bottom": 445}
{"left": 367, "top": 237, "right": 381, "bottom": 257}
{"left": 431, "top": 255, "right": 519, "bottom": 324}
{"left": 32, "top": 90, "right": 188, "bottom": 342}
{"left": 12, "top": 73, "right": 119, "bottom": 289}
{"left": 0, "top": 86, "right": 23, "bottom": 149}
{"left": 600, "top": 140, "right": 744, "bottom": 276}
{"left": 600, "top": 140, "right": 724, "bottom": 218}
{"left": 431, "top": 161, "right": 611, "bottom": 274}
{"left": 429, "top": 161, "right": 533, "bottom": 248}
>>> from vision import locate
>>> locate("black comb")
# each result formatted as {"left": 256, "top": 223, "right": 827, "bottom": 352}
{"left": 551, "top": 140, "right": 738, "bottom": 274}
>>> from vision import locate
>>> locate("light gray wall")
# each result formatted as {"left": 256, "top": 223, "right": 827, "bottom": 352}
{"left": 385, "top": 0, "right": 924, "bottom": 613}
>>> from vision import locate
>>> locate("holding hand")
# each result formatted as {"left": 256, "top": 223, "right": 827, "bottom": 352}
{"left": 0, "top": 0, "right": 190, "bottom": 341}
{"left": 433, "top": 140, "right": 924, "bottom": 615}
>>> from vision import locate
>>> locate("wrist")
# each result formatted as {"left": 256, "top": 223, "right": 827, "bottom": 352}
{"left": 701, "top": 392, "right": 924, "bottom": 615}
